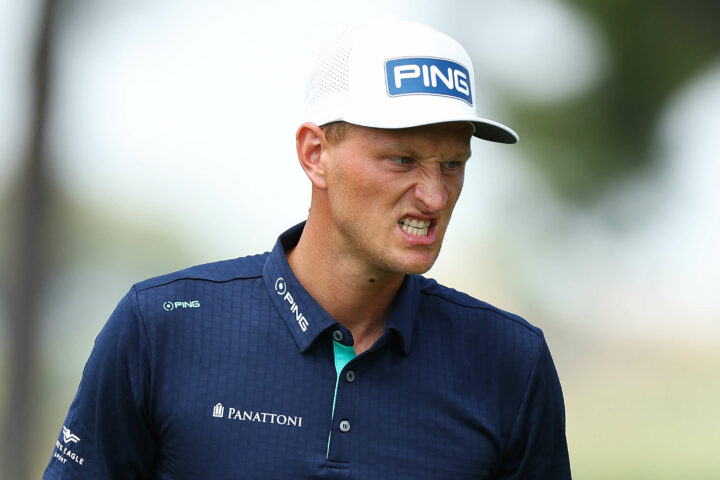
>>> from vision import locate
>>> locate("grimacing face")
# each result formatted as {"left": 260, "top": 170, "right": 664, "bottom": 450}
{"left": 322, "top": 121, "right": 473, "bottom": 276}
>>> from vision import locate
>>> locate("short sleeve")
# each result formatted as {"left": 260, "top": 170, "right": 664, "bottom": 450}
{"left": 43, "top": 287, "right": 156, "bottom": 479}
{"left": 496, "top": 335, "right": 571, "bottom": 479}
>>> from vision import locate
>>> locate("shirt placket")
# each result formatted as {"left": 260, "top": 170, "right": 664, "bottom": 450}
{"left": 326, "top": 327, "right": 357, "bottom": 467}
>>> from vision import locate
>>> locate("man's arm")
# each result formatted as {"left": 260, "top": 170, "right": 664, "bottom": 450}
{"left": 43, "top": 288, "right": 156, "bottom": 479}
{"left": 495, "top": 335, "right": 571, "bottom": 479}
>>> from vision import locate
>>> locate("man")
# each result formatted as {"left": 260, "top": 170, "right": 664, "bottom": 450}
{"left": 44, "top": 19, "right": 570, "bottom": 479}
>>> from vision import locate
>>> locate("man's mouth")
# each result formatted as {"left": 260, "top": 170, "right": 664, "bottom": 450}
{"left": 398, "top": 217, "right": 431, "bottom": 237}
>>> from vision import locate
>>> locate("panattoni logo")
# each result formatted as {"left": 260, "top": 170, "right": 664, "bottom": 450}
{"left": 212, "top": 403, "right": 303, "bottom": 427}
{"left": 62, "top": 426, "right": 80, "bottom": 444}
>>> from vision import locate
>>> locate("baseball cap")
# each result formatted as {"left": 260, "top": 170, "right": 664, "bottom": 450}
{"left": 305, "top": 19, "right": 518, "bottom": 144}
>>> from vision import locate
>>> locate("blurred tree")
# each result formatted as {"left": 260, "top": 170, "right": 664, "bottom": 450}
{"left": 512, "top": 0, "right": 720, "bottom": 203}
{"left": 1, "top": 0, "right": 56, "bottom": 478}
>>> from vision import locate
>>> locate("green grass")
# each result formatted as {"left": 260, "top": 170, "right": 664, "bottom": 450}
{"left": 564, "top": 340, "right": 720, "bottom": 479}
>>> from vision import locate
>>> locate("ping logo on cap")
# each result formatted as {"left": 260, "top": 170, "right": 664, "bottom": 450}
{"left": 385, "top": 57, "right": 472, "bottom": 105}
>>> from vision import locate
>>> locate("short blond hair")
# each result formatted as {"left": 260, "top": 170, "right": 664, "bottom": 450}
{"left": 321, "top": 121, "right": 354, "bottom": 145}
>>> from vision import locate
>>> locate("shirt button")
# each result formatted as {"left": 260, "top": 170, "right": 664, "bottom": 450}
{"left": 332, "top": 330, "right": 344, "bottom": 342}
{"left": 345, "top": 370, "right": 355, "bottom": 383}
{"left": 339, "top": 420, "right": 351, "bottom": 433}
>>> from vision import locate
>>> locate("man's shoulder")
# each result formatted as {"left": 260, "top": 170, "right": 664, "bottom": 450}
{"left": 416, "top": 276, "right": 543, "bottom": 339}
{"left": 132, "top": 252, "right": 269, "bottom": 293}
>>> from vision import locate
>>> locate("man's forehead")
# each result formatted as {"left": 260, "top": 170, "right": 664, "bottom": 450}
{"left": 351, "top": 121, "right": 474, "bottom": 144}
{"left": 337, "top": 122, "right": 472, "bottom": 160}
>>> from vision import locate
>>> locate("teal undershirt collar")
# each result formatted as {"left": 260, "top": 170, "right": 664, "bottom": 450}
{"left": 331, "top": 340, "right": 356, "bottom": 417}
{"left": 328, "top": 340, "right": 356, "bottom": 456}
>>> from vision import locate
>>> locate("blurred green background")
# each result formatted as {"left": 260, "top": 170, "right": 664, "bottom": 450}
{"left": 1, "top": 0, "right": 719, "bottom": 478}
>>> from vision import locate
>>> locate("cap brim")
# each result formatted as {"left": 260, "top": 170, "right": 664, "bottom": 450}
{"left": 470, "top": 118, "right": 519, "bottom": 144}
{"left": 322, "top": 110, "right": 519, "bottom": 144}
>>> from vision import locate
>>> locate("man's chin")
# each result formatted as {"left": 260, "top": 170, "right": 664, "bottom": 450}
{"left": 402, "top": 265, "right": 434, "bottom": 275}
{"left": 390, "top": 253, "right": 439, "bottom": 276}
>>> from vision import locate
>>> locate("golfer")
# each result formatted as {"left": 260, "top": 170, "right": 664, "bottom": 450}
{"left": 44, "top": 19, "right": 570, "bottom": 479}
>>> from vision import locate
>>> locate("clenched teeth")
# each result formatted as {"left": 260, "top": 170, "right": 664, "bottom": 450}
{"left": 399, "top": 217, "right": 431, "bottom": 236}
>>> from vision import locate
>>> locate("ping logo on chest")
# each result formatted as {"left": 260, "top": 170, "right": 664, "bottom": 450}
{"left": 385, "top": 57, "right": 472, "bottom": 105}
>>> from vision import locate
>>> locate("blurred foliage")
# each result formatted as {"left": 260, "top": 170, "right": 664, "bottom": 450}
{"left": 512, "top": 0, "right": 720, "bottom": 203}
{"left": 0, "top": 188, "right": 195, "bottom": 282}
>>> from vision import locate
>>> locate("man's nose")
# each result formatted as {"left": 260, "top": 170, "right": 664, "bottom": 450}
{"left": 414, "top": 167, "right": 448, "bottom": 213}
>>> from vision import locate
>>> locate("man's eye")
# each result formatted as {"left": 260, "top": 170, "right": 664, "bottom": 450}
{"left": 393, "top": 157, "right": 413, "bottom": 165}
{"left": 442, "top": 161, "right": 460, "bottom": 169}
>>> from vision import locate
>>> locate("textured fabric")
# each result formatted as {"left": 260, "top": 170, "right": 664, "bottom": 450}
{"left": 43, "top": 222, "right": 570, "bottom": 479}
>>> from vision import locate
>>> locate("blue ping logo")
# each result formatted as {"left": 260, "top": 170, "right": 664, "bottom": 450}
{"left": 385, "top": 57, "right": 472, "bottom": 105}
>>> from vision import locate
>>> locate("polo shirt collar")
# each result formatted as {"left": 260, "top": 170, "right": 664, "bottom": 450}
{"left": 263, "top": 222, "right": 418, "bottom": 355}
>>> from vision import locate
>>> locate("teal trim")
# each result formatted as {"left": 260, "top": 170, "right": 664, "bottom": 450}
{"left": 327, "top": 340, "right": 356, "bottom": 457}
{"left": 334, "top": 342, "right": 356, "bottom": 378}
{"left": 332, "top": 340, "right": 356, "bottom": 416}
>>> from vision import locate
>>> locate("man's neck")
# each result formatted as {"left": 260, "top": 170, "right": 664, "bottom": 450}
{"left": 286, "top": 220, "right": 405, "bottom": 355}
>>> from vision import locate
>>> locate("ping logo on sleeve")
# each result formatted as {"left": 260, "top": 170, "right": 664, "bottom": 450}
{"left": 385, "top": 57, "right": 472, "bottom": 105}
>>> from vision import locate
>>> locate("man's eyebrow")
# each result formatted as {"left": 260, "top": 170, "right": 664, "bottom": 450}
{"left": 439, "top": 150, "right": 472, "bottom": 163}
{"left": 379, "top": 143, "right": 416, "bottom": 155}
{"left": 452, "top": 150, "right": 472, "bottom": 160}
{"left": 378, "top": 144, "right": 472, "bottom": 160}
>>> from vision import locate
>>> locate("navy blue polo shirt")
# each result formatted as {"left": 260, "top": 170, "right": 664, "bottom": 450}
{"left": 44, "top": 222, "right": 570, "bottom": 479}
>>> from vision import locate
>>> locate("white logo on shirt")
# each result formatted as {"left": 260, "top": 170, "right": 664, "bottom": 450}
{"left": 274, "top": 277, "right": 308, "bottom": 332}
{"left": 62, "top": 426, "right": 80, "bottom": 444}
{"left": 274, "top": 277, "right": 287, "bottom": 295}
{"left": 53, "top": 426, "right": 86, "bottom": 467}
{"left": 163, "top": 300, "right": 201, "bottom": 311}
{"left": 212, "top": 403, "right": 303, "bottom": 427}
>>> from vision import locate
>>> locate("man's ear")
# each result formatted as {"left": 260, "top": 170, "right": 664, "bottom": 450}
{"left": 296, "top": 122, "right": 330, "bottom": 190}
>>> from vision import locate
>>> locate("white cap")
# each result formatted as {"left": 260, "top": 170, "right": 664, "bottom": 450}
{"left": 305, "top": 19, "right": 518, "bottom": 144}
